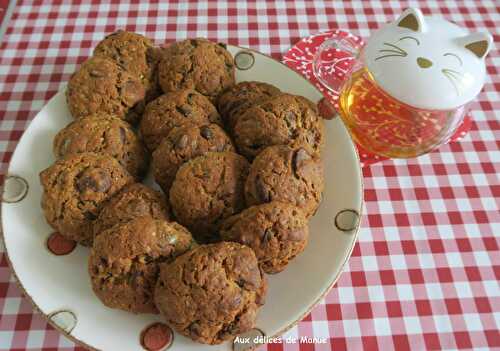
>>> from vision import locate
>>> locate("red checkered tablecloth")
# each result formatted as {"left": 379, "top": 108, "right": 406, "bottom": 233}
{"left": 0, "top": 1, "right": 499, "bottom": 350}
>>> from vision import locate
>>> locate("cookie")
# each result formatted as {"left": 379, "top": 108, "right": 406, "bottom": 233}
{"left": 66, "top": 56, "right": 146, "bottom": 124}
{"left": 220, "top": 201, "right": 309, "bottom": 274}
{"left": 245, "top": 145, "right": 324, "bottom": 218}
{"left": 53, "top": 114, "right": 148, "bottom": 180}
{"left": 233, "top": 93, "right": 325, "bottom": 159}
{"left": 89, "top": 217, "right": 194, "bottom": 314}
{"left": 93, "top": 183, "right": 170, "bottom": 236}
{"left": 154, "top": 242, "right": 266, "bottom": 344}
{"left": 40, "top": 152, "right": 134, "bottom": 246}
{"left": 152, "top": 124, "right": 235, "bottom": 194}
{"left": 93, "top": 30, "right": 161, "bottom": 101}
{"left": 140, "top": 89, "right": 222, "bottom": 151}
{"left": 169, "top": 152, "right": 249, "bottom": 242}
{"left": 217, "top": 81, "right": 281, "bottom": 131}
{"left": 158, "top": 38, "right": 235, "bottom": 101}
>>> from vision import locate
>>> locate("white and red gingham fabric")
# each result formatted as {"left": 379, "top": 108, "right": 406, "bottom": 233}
{"left": 0, "top": 1, "right": 499, "bottom": 350}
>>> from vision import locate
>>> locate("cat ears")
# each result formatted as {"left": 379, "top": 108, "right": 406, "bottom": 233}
{"left": 395, "top": 8, "right": 493, "bottom": 59}
{"left": 460, "top": 32, "right": 493, "bottom": 59}
{"left": 396, "top": 8, "right": 426, "bottom": 33}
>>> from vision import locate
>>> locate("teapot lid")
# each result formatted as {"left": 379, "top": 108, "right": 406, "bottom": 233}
{"left": 363, "top": 8, "right": 493, "bottom": 110}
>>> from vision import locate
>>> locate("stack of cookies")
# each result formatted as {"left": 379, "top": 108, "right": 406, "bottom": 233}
{"left": 39, "top": 31, "right": 325, "bottom": 345}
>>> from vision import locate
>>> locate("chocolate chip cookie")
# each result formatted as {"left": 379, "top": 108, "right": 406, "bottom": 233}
{"left": 217, "top": 81, "right": 281, "bottom": 131}
{"left": 245, "top": 145, "right": 324, "bottom": 218}
{"left": 66, "top": 56, "right": 146, "bottom": 124}
{"left": 53, "top": 114, "right": 148, "bottom": 180}
{"left": 140, "top": 89, "right": 222, "bottom": 151}
{"left": 89, "top": 217, "right": 194, "bottom": 314}
{"left": 154, "top": 242, "right": 266, "bottom": 344}
{"left": 220, "top": 201, "right": 309, "bottom": 273}
{"left": 169, "top": 152, "right": 249, "bottom": 242}
{"left": 233, "top": 93, "right": 325, "bottom": 159}
{"left": 40, "top": 152, "right": 134, "bottom": 245}
{"left": 93, "top": 30, "right": 160, "bottom": 100}
{"left": 152, "top": 124, "right": 235, "bottom": 194}
{"left": 93, "top": 183, "right": 170, "bottom": 236}
{"left": 158, "top": 38, "right": 235, "bottom": 101}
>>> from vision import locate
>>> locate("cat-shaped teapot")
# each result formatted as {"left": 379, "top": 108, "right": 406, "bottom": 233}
{"left": 314, "top": 8, "right": 492, "bottom": 158}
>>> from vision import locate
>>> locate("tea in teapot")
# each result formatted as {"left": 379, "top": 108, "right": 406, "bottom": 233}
{"left": 314, "top": 8, "right": 492, "bottom": 158}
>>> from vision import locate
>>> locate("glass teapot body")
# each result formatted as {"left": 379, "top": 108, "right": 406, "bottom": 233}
{"left": 314, "top": 8, "right": 492, "bottom": 158}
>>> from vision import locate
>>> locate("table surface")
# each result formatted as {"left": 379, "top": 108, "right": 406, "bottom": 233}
{"left": 0, "top": 1, "right": 499, "bottom": 350}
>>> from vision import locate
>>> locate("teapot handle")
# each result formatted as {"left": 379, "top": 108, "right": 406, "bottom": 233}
{"left": 313, "top": 36, "right": 363, "bottom": 94}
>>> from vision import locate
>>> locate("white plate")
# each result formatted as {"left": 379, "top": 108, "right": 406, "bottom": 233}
{"left": 1, "top": 45, "right": 363, "bottom": 351}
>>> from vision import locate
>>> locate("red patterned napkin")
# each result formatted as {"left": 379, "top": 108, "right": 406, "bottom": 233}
{"left": 282, "top": 30, "right": 471, "bottom": 167}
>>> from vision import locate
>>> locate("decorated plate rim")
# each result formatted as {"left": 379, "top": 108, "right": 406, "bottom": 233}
{"left": 0, "top": 44, "right": 363, "bottom": 351}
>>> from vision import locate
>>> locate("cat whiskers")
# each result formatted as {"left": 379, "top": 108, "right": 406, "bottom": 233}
{"left": 375, "top": 42, "right": 408, "bottom": 61}
{"left": 442, "top": 68, "right": 465, "bottom": 95}
{"left": 381, "top": 42, "right": 407, "bottom": 54}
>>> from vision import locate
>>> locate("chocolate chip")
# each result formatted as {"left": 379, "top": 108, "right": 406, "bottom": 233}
{"left": 218, "top": 42, "right": 227, "bottom": 49}
{"left": 76, "top": 169, "right": 111, "bottom": 193}
{"left": 189, "top": 322, "right": 202, "bottom": 336}
{"left": 263, "top": 228, "right": 275, "bottom": 243}
{"left": 176, "top": 105, "right": 192, "bottom": 117}
{"left": 143, "top": 254, "right": 155, "bottom": 263}
{"left": 187, "top": 93, "right": 196, "bottom": 103}
{"left": 255, "top": 176, "right": 270, "bottom": 203}
{"left": 248, "top": 140, "right": 261, "bottom": 149}
{"left": 176, "top": 134, "right": 189, "bottom": 149}
{"left": 189, "top": 39, "right": 199, "bottom": 47}
{"left": 83, "top": 211, "right": 97, "bottom": 220}
{"left": 117, "top": 58, "right": 128, "bottom": 70}
{"left": 200, "top": 126, "right": 213, "bottom": 140}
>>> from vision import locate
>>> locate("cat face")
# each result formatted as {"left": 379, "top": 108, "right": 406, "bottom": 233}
{"left": 363, "top": 8, "right": 492, "bottom": 110}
